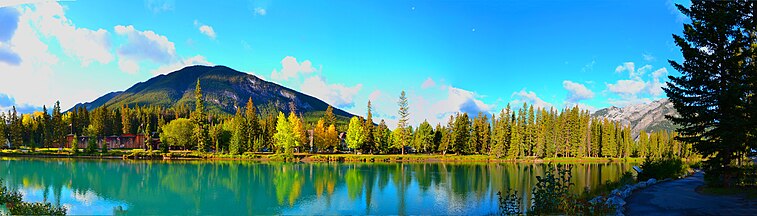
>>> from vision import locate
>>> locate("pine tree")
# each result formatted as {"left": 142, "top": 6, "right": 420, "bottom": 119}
{"left": 601, "top": 118, "right": 616, "bottom": 157}
{"left": 245, "top": 97, "right": 259, "bottom": 152}
{"left": 229, "top": 107, "right": 246, "bottom": 155}
{"left": 415, "top": 120, "right": 434, "bottom": 153}
{"left": 375, "top": 120, "right": 390, "bottom": 154}
{"left": 364, "top": 101, "right": 375, "bottom": 153}
{"left": 664, "top": 1, "right": 756, "bottom": 179}
{"left": 438, "top": 115, "right": 454, "bottom": 155}
{"left": 324, "top": 105, "right": 336, "bottom": 128}
{"left": 192, "top": 79, "right": 209, "bottom": 152}
{"left": 396, "top": 91, "right": 410, "bottom": 154}
{"left": 507, "top": 110, "right": 521, "bottom": 158}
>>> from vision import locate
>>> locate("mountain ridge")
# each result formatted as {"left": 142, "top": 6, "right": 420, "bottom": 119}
{"left": 591, "top": 98, "right": 677, "bottom": 138}
{"left": 69, "top": 65, "right": 355, "bottom": 119}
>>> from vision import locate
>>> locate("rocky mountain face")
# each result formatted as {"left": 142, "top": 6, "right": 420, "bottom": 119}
{"left": 70, "top": 65, "right": 355, "bottom": 118}
{"left": 592, "top": 98, "right": 678, "bottom": 138}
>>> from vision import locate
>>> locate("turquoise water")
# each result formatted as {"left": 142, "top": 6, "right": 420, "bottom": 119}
{"left": 0, "top": 158, "right": 634, "bottom": 215}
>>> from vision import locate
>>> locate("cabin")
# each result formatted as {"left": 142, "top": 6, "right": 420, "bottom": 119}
{"left": 64, "top": 134, "right": 160, "bottom": 150}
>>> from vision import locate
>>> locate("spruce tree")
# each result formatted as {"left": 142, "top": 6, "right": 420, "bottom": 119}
{"left": 192, "top": 79, "right": 209, "bottom": 152}
{"left": 664, "top": 1, "right": 755, "bottom": 177}
{"left": 364, "top": 101, "right": 375, "bottom": 153}
{"left": 396, "top": 91, "right": 410, "bottom": 154}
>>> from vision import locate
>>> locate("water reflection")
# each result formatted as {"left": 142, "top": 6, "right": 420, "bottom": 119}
{"left": 0, "top": 158, "right": 634, "bottom": 215}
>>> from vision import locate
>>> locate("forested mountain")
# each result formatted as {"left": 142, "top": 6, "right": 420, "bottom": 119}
{"left": 591, "top": 99, "right": 677, "bottom": 138}
{"left": 69, "top": 65, "right": 355, "bottom": 120}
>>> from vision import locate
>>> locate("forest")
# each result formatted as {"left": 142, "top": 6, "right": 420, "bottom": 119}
{"left": 0, "top": 80, "right": 692, "bottom": 160}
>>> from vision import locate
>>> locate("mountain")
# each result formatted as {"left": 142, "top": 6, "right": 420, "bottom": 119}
{"left": 70, "top": 65, "right": 355, "bottom": 120}
{"left": 592, "top": 98, "right": 678, "bottom": 138}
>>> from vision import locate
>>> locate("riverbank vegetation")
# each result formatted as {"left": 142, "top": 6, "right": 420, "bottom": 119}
{"left": 0, "top": 179, "right": 66, "bottom": 215}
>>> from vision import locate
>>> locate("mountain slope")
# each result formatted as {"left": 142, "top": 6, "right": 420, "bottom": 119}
{"left": 70, "top": 65, "right": 355, "bottom": 119}
{"left": 592, "top": 98, "right": 677, "bottom": 138}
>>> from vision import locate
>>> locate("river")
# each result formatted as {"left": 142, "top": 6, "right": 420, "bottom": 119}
{"left": 0, "top": 157, "right": 635, "bottom": 215}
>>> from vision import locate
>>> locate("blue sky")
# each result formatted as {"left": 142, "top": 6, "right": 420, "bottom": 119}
{"left": 0, "top": 0, "right": 689, "bottom": 127}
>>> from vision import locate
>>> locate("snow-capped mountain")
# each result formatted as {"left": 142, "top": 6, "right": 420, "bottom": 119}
{"left": 592, "top": 98, "right": 678, "bottom": 138}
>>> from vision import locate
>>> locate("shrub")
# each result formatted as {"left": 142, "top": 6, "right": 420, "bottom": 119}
{"left": 497, "top": 165, "right": 613, "bottom": 216}
{"left": 0, "top": 179, "right": 67, "bottom": 215}
{"left": 638, "top": 157, "right": 685, "bottom": 181}
{"left": 496, "top": 189, "right": 521, "bottom": 215}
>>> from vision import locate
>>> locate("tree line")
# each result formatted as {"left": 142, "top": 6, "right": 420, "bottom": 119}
{"left": 1, "top": 81, "right": 692, "bottom": 159}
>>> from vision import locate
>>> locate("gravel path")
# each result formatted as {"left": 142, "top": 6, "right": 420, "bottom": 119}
{"left": 625, "top": 172, "right": 757, "bottom": 215}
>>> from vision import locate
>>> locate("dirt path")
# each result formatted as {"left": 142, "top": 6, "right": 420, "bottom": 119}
{"left": 625, "top": 172, "right": 757, "bottom": 215}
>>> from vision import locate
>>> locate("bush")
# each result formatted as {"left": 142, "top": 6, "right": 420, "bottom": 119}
{"left": 497, "top": 165, "right": 612, "bottom": 215}
{"left": 0, "top": 179, "right": 67, "bottom": 215}
{"left": 638, "top": 157, "right": 685, "bottom": 181}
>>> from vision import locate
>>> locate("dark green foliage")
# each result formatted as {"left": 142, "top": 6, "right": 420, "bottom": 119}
{"left": 496, "top": 189, "right": 522, "bottom": 215}
{"left": 1, "top": 179, "right": 67, "bottom": 215}
{"left": 496, "top": 165, "right": 612, "bottom": 216}
{"left": 638, "top": 157, "right": 685, "bottom": 181}
{"left": 86, "top": 137, "right": 98, "bottom": 154}
{"left": 664, "top": 1, "right": 756, "bottom": 186}
{"left": 530, "top": 165, "right": 573, "bottom": 214}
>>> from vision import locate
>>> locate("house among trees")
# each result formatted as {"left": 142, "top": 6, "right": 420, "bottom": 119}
{"left": 64, "top": 134, "right": 159, "bottom": 149}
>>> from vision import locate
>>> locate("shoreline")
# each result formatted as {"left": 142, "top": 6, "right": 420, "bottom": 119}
{"left": 0, "top": 151, "right": 648, "bottom": 163}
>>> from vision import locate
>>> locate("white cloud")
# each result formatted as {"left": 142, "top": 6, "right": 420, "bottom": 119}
{"left": 145, "top": 0, "right": 174, "bottom": 13}
{"left": 563, "top": 80, "right": 594, "bottom": 103}
{"left": 271, "top": 56, "right": 316, "bottom": 81}
{"left": 254, "top": 7, "right": 267, "bottom": 16}
{"left": 607, "top": 79, "right": 646, "bottom": 95}
{"left": 647, "top": 68, "right": 668, "bottom": 96}
{"left": 615, "top": 62, "right": 635, "bottom": 75}
{"left": 29, "top": 2, "right": 113, "bottom": 66}
{"left": 421, "top": 77, "right": 435, "bottom": 89}
{"left": 115, "top": 25, "right": 176, "bottom": 64}
{"left": 581, "top": 60, "right": 596, "bottom": 72}
{"left": 642, "top": 53, "right": 655, "bottom": 61}
{"left": 0, "top": 2, "right": 92, "bottom": 110}
{"left": 511, "top": 89, "right": 553, "bottom": 109}
{"left": 636, "top": 64, "right": 652, "bottom": 78}
{"left": 606, "top": 61, "right": 671, "bottom": 107}
{"left": 301, "top": 75, "right": 362, "bottom": 108}
{"left": 150, "top": 55, "right": 212, "bottom": 75}
{"left": 194, "top": 20, "right": 216, "bottom": 39}
{"left": 118, "top": 58, "right": 139, "bottom": 74}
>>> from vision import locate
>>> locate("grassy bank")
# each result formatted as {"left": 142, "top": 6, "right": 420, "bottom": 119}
{"left": 1, "top": 149, "right": 649, "bottom": 163}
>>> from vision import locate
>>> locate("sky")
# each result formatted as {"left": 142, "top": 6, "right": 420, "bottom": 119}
{"left": 0, "top": 0, "right": 691, "bottom": 128}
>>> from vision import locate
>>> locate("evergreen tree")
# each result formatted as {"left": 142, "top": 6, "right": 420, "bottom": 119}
{"left": 507, "top": 110, "right": 521, "bottom": 158}
{"left": 324, "top": 105, "right": 336, "bottom": 128}
{"left": 414, "top": 120, "right": 434, "bottom": 153}
{"left": 396, "top": 91, "right": 410, "bottom": 154}
{"left": 664, "top": 1, "right": 755, "bottom": 176}
{"left": 229, "top": 107, "right": 246, "bottom": 155}
{"left": 438, "top": 115, "right": 454, "bottom": 155}
{"left": 245, "top": 97, "right": 259, "bottom": 152}
{"left": 364, "top": 101, "right": 375, "bottom": 153}
{"left": 192, "top": 79, "right": 209, "bottom": 152}
{"left": 451, "top": 113, "right": 471, "bottom": 154}
{"left": 375, "top": 120, "right": 390, "bottom": 154}
{"left": 601, "top": 118, "right": 616, "bottom": 157}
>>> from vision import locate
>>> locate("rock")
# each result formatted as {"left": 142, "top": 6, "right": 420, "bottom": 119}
{"left": 589, "top": 196, "right": 604, "bottom": 204}
{"left": 605, "top": 196, "right": 626, "bottom": 206}
{"left": 637, "top": 182, "right": 647, "bottom": 188}
{"left": 647, "top": 178, "right": 657, "bottom": 185}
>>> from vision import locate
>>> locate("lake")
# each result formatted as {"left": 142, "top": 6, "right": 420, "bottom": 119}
{"left": 0, "top": 157, "right": 635, "bottom": 215}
